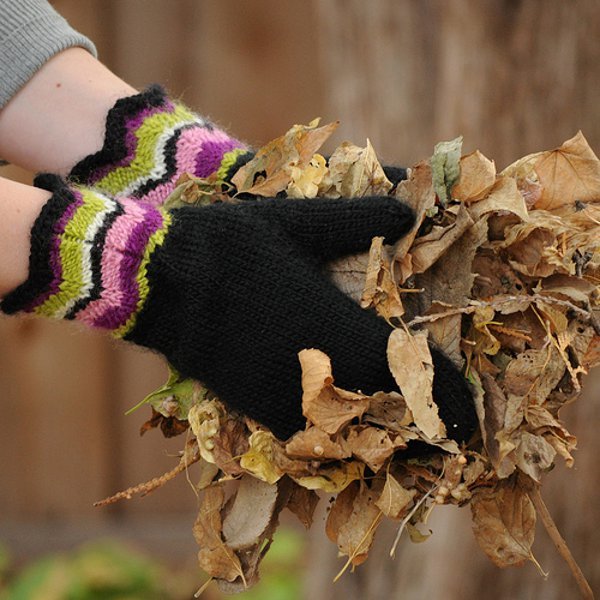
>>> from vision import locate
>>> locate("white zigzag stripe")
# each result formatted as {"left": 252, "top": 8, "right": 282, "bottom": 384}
{"left": 52, "top": 192, "right": 117, "bottom": 320}
{"left": 116, "top": 115, "right": 207, "bottom": 198}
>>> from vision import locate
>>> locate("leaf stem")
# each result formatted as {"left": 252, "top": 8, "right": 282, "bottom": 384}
{"left": 527, "top": 484, "right": 594, "bottom": 600}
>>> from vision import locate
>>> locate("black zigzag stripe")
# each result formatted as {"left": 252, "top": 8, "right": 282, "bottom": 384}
{"left": 135, "top": 123, "right": 197, "bottom": 198}
{"left": 68, "top": 85, "right": 168, "bottom": 184}
{"left": 65, "top": 201, "right": 125, "bottom": 320}
{"left": 1, "top": 175, "right": 75, "bottom": 314}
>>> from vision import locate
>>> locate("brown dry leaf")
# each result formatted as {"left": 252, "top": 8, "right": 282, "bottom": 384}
{"left": 222, "top": 474, "right": 279, "bottom": 551}
{"left": 387, "top": 328, "right": 446, "bottom": 439}
{"left": 285, "top": 426, "right": 351, "bottom": 461}
{"left": 422, "top": 304, "right": 463, "bottom": 367}
{"left": 239, "top": 431, "right": 284, "bottom": 485}
{"left": 344, "top": 427, "right": 401, "bottom": 473}
{"left": 472, "top": 252, "right": 528, "bottom": 299}
{"left": 286, "top": 481, "right": 320, "bottom": 528}
{"left": 360, "top": 236, "right": 404, "bottom": 320}
{"left": 327, "top": 251, "right": 370, "bottom": 303}
{"left": 471, "top": 477, "right": 538, "bottom": 569}
{"left": 502, "top": 347, "right": 565, "bottom": 403}
{"left": 452, "top": 150, "right": 497, "bottom": 203}
{"left": 475, "top": 372, "right": 511, "bottom": 473}
{"left": 231, "top": 119, "right": 338, "bottom": 196}
{"left": 196, "top": 459, "right": 219, "bottom": 493}
{"left": 501, "top": 218, "right": 561, "bottom": 278}
{"left": 211, "top": 417, "right": 249, "bottom": 477}
{"left": 393, "top": 161, "right": 437, "bottom": 274}
{"left": 535, "top": 301, "right": 569, "bottom": 335}
{"left": 334, "top": 481, "right": 384, "bottom": 567}
{"left": 326, "top": 481, "right": 359, "bottom": 543}
{"left": 583, "top": 335, "right": 600, "bottom": 370}
{"left": 363, "top": 391, "right": 413, "bottom": 432}
{"left": 319, "top": 139, "right": 392, "bottom": 198}
{"left": 513, "top": 431, "right": 556, "bottom": 483}
{"left": 299, "top": 348, "right": 370, "bottom": 435}
{"left": 194, "top": 485, "right": 244, "bottom": 583}
{"left": 405, "top": 216, "right": 489, "bottom": 325}
{"left": 375, "top": 471, "right": 416, "bottom": 519}
{"left": 410, "top": 204, "right": 475, "bottom": 274}
{"left": 540, "top": 274, "right": 598, "bottom": 306}
{"left": 467, "top": 176, "right": 529, "bottom": 223}
{"left": 471, "top": 305, "right": 502, "bottom": 356}
{"left": 218, "top": 477, "right": 295, "bottom": 595}
{"left": 533, "top": 131, "right": 600, "bottom": 210}
{"left": 525, "top": 405, "right": 577, "bottom": 468}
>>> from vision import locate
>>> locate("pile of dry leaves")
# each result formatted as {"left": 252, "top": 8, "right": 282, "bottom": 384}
{"left": 98, "top": 121, "right": 599, "bottom": 597}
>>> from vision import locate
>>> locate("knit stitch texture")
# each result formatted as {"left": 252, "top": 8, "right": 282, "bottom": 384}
{"left": 69, "top": 85, "right": 253, "bottom": 205}
{"left": 1, "top": 177, "right": 477, "bottom": 442}
{"left": 1, "top": 175, "right": 171, "bottom": 335}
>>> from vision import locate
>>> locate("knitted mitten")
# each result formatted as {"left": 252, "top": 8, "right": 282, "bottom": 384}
{"left": 68, "top": 85, "right": 254, "bottom": 204}
{"left": 1, "top": 176, "right": 477, "bottom": 442}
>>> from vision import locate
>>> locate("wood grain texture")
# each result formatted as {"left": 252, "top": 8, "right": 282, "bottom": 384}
{"left": 308, "top": 1, "right": 600, "bottom": 598}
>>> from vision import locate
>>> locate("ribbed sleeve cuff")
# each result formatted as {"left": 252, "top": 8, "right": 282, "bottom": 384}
{"left": 0, "top": 0, "right": 97, "bottom": 109}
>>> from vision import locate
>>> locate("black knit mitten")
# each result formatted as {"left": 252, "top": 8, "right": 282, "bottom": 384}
{"left": 1, "top": 177, "right": 477, "bottom": 442}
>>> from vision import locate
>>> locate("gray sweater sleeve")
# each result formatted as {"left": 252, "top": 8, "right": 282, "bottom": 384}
{"left": 0, "top": 0, "right": 97, "bottom": 109}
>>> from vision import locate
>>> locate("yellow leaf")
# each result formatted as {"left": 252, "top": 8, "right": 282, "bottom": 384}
{"left": 188, "top": 400, "right": 223, "bottom": 464}
{"left": 239, "top": 431, "right": 284, "bottom": 485}
{"left": 286, "top": 153, "right": 328, "bottom": 198}
{"left": 292, "top": 461, "right": 364, "bottom": 494}
{"left": 231, "top": 119, "right": 338, "bottom": 196}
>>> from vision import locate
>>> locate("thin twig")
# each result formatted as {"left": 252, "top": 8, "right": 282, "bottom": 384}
{"left": 389, "top": 480, "right": 440, "bottom": 558}
{"left": 94, "top": 442, "right": 200, "bottom": 507}
{"left": 527, "top": 484, "right": 594, "bottom": 600}
{"left": 407, "top": 294, "right": 596, "bottom": 327}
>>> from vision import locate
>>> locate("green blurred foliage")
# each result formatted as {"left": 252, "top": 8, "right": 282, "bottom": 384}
{"left": 0, "top": 527, "right": 304, "bottom": 600}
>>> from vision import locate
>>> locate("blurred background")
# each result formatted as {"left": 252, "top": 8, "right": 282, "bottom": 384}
{"left": 0, "top": 1, "right": 599, "bottom": 598}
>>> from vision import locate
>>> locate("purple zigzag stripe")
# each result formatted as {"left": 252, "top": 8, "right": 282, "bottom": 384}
{"left": 91, "top": 203, "right": 165, "bottom": 330}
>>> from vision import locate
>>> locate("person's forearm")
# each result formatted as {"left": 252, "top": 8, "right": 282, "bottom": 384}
{"left": 0, "top": 48, "right": 136, "bottom": 174}
{"left": 0, "top": 176, "right": 51, "bottom": 297}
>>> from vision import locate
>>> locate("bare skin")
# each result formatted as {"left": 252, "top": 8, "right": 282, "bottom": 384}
{"left": 0, "top": 48, "right": 136, "bottom": 297}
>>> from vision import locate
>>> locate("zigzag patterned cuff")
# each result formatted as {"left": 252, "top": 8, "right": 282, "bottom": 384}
{"left": 69, "top": 85, "right": 254, "bottom": 205}
{"left": 1, "top": 175, "right": 171, "bottom": 338}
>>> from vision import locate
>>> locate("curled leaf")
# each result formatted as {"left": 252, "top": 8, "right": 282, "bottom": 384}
{"left": 299, "top": 348, "right": 370, "bottom": 435}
